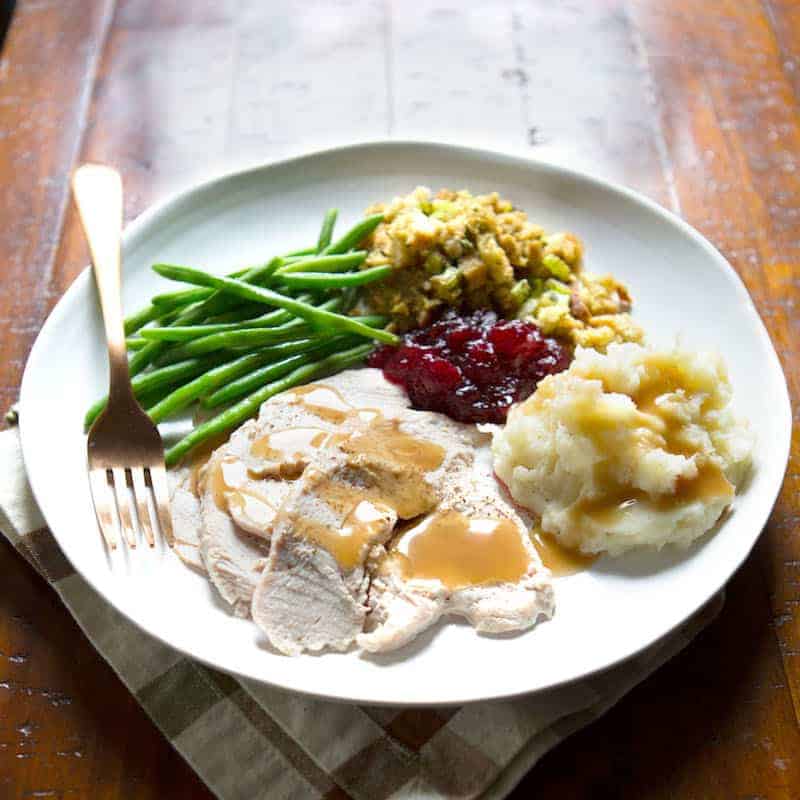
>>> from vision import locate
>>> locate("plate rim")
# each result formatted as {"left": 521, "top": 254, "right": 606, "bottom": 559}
{"left": 18, "top": 139, "right": 793, "bottom": 705}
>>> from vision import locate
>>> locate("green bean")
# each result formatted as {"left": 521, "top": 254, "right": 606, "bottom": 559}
{"left": 150, "top": 213, "right": 372, "bottom": 310}
{"left": 122, "top": 298, "right": 183, "bottom": 336}
{"left": 124, "top": 304, "right": 161, "bottom": 336}
{"left": 236, "top": 337, "right": 339, "bottom": 361}
{"left": 152, "top": 287, "right": 213, "bottom": 309}
{"left": 154, "top": 335, "right": 326, "bottom": 368}
{"left": 152, "top": 272, "right": 266, "bottom": 309}
{"left": 274, "top": 252, "right": 366, "bottom": 276}
{"left": 147, "top": 349, "right": 293, "bottom": 423}
{"left": 139, "top": 293, "right": 317, "bottom": 343}
{"left": 205, "top": 302, "right": 266, "bottom": 324}
{"left": 165, "top": 343, "right": 373, "bottom": 466}
{"left": 133, "top": 259, "right": 288, "bottom": 375}
{"left": 150, "top": 254, "right": 304, "bottom": 308}
{"left": 345, "top": 313, "right": 386, "bottom": 327}
{"left": 137, "top": 383, "right": 180, "bottom": 411}
{"left": 285, "top": 246, "right": 317, "bottom": 257}
{"left": 278, "top": 265, "right": 391, "bottom": 290}
{"left": 126, "top": 337, "right": 149, "bottom": 350}
{"left": 128, "top": 299, "right": 223, "bottom": 375}
{"left": 322, "top": 213, "right": 383, "bottom": 255}
{"left": 153, "top": 257, "right": 282, "bottom": 319}
{"left": 173, "top": 312, "right": 384, "bottom": 357}
{"left": 124, "top": 294, "right": 192, "bottom": 334}
{"left": 202, "top": 336, "right": 357, "bottom": 408}
{"left": 339, "top": 286, "right": 359, "bottom": 313}
{"left": 168, "top": 322, "right": 315, "bottom": 354}
{"left": 155, "top": 307, "right": 184, "bottom": 326}
{"left": 316, "top": 208, "right": 338, "bottom": 252}
{"left": 151, "top": 292, "right": 331, "bottom": 343}
{"left": 153, "top": 345, "right": 243, "bottom": 367}
{"left": 128, "top": 308, "right": 204, "bottom": 375}
{"left": 149, "top": 227, "right": 317, "bottom": 309}
{"left": 152, "top": 263, "right": 399, "bottom": 345}
{"left": 128, "top": 342, "right": 165, "bottom": 377}
{"left": 84, "top": 354, "right": 226, "bottom": 429}
{"left": 151, "top": 265, "right": 255, "bottom": 307}
{"left": 139, "top": 311, "right": 294, "bottom": 342}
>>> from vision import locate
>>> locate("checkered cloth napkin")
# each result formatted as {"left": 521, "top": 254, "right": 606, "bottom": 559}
{"left": 0, "top": 423, "right": 723, "bottom": 799}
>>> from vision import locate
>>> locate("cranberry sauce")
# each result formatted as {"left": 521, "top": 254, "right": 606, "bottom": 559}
{"left": 367, "top": 309, "right": 572, "bottom": 424}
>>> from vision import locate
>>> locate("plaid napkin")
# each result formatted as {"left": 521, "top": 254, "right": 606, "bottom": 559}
{"left": 0, "top": 423, "right": 723, "bottom": 799}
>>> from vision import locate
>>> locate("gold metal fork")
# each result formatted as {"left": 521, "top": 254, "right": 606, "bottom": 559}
{"left": 72, "top": 164, "right": 174, "bottom": 550}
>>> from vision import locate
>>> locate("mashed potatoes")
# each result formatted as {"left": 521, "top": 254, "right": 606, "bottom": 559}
{"left": 492, "top": 343, "right": 753, "bottom": 555}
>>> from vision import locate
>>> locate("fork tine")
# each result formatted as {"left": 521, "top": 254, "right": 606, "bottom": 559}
{"left": 88, "top": 468, "right": 119, "bottom": 550}
{"left": 148, "top": 466, "right": 175, "bottom": 547}
{"left": 130, "top": 468, "right": 156, "bottom": 547}
{"left": 111, "top": 467, "right": 137, "bottom": 549}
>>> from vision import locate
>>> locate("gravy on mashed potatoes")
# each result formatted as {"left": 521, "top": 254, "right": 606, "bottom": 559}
{"left": 492, "top": 343, "right": 753, "bottom": 556}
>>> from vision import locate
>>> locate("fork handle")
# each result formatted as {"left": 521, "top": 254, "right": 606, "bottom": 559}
{"left": 72, "top": 165, "right": 134, "bottom": 404}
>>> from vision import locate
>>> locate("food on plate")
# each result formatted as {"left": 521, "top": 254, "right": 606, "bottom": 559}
{"left": 358, "top": 466, "right": 554, "bottom": 653}
{"left": 361, "top": 186, "right": 642, "bottom": 348}
{"left": 172, "top": 369, "right": 553, "bottom": 654}
{"left": 492, "top": 343, "right": 753, "bottom": 555}
{"left": 89, "top": 194, "right": 639, "bottom": 467}
{"left": 368, "top": 309, "right": 571, "bottom": 423}
{"left": 171, "top": 368, "right": 413, "bottom": 614}
{"left": 84, "top": 186, "right": 754, "bottom": 658}
{"left": 85, "top": 209, "right": 400, "bottom": 466}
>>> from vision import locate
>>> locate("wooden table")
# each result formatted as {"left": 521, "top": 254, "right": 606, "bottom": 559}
{"left": 1, "top": 1, "right": 798, "bottom": 797}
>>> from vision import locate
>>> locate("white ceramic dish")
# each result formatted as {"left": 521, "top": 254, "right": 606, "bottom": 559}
{"left": 19, "top": 142, "right": 791, "bottom": 706}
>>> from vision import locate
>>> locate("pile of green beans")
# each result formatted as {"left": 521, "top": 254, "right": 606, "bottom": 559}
{"left": 84, "top": 209, "right": 397, "bottom": 466}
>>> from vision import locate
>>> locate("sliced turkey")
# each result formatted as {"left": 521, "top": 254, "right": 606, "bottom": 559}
{"left": 171, "top": 369, "right": 410, "bottom": 616}
{"left": 170, "top": 366, "right": 555, "bottom": 656}
{"left": 357, "top": 455, "right": 554, "bottom": 654}
{"left": 168, "top": 466, "right": 206, "bottom": 575}
{"left": 251, "top": 404, "right": 488, "bottom": 655}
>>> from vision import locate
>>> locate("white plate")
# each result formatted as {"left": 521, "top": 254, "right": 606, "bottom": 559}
{"left": 19, "top": 142, "right": 791, "bottom": 706}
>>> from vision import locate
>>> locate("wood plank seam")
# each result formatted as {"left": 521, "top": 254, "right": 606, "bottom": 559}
{"left": 34, "top": 0, "right": 118, "bottom": 316}
{"left": 761, "top": 0, "right": 800, "bottom": 111}
{"left": 624, "top": 0, "right": 682, "bottom": 215}
{"left": 222, "top": 8, "right": 243, "bottom": 160}
{"left": 510, "top": 9, "right": 532, "bottom": 148}
{"left": 694, "top": 43, "right": 800, "bottom": 731}
{"left": 383, "top": 0, "right": 395, "bottom": 136}
{"left": 684, "top": 6, "right": 800, "bottom": 731}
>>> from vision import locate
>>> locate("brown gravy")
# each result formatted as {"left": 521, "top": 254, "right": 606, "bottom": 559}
{"left": 226, "top": 488, "right": 277, "bottom": 528}
{"left": 531, "top": 529, "right": 597, "bottom": 576}
{"left": 277, "top": 384, "right": 451, "bottom": 568}
{"left": 564, "top": 366, "right": 734, "bottom": 524}
{"left": 205, "top": 456, "right": 277, "bottom": 527}
{"left": 339, "top": 416, "right": 445, "bottom": 472}
{"left": 291, "top": 496, "right": 397, "bottom": 570}
{"left": 186, "top": 432, "right": 231, "bottom": 496}
{"left": 250, "top": 427, "right": 329, "bottom": 460}
{"left": 286, "top": 384, "right": 353, "bottom": 423}
{"left": 390, "top": 510, "right": 530, "bottom": 589}
{"left": 196, "top": 381, "right": 535, "bottom": 586}
{"left": 208, "top": 456, "right": 249, "bottom": 510}
{"left": 189, "top": 454, "right": 211, "bottom": 497}
{"left": 284, "top": 384, "right": 447, "bottom": 470}
{"left": 290, "top": 459, "right": 438, "bottom": 569}
{"left": 575, "top": 462, "right": 733, "bottom": 527}
{"left": 250, "top": 427, "right": 330, "bottom": 479}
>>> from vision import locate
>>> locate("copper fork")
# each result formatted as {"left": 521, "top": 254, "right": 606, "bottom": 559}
{"left": 72, "top": 164, "right": 174, "bottom": 550}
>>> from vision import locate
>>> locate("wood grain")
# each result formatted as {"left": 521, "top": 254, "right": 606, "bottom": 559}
{"left": 532, "top": 0, "right": 800, "bottom": 794}
{"left": 0, "top": 0, "right": 113, "bottom": 415}
{"left": 632, "top": 0, "right": 800, "bottom": 722}
{"left": 0, "top": 0, "right": 798, "bottom": 797}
